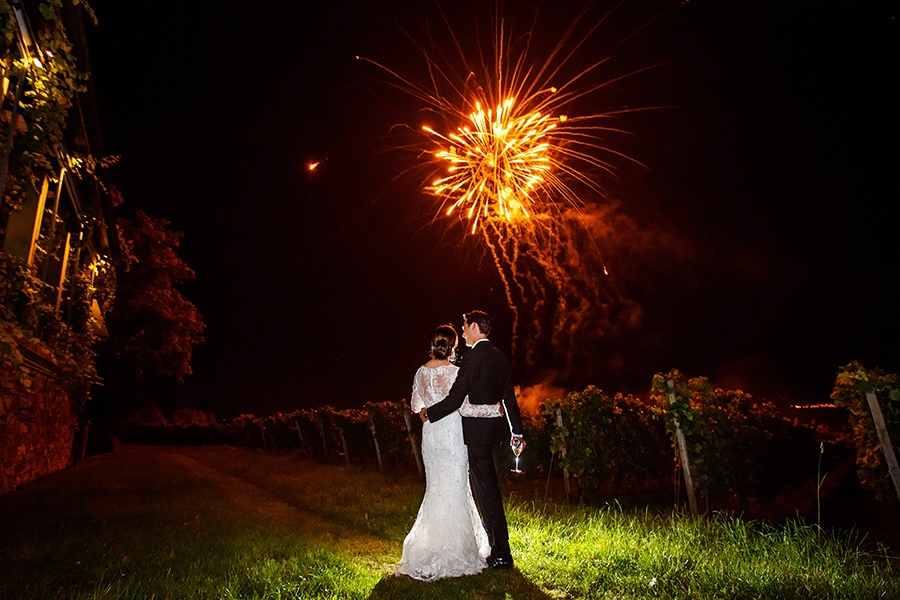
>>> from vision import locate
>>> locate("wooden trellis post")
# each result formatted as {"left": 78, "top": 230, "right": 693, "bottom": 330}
{"left": 316, "top": 417, "right": 328, "bottom": 459}
{"left": 336, "top": 426, "right": 351, "bottom": 466}
{"left": 864, "top": 390, "right": 900, "bottom": 504}
{"left": 668, "top": 380, "right": 699, "bottom": 516}
{"left": 555, "top": 409, "right": 571, "bottom": 502}
{"left": 258, "top": 421, "right": 267, "bottom": 452}
{"left": 368, "top": 414, "right": 384, "bottom": 473}
{"left": 402, "top": 408, "right": 424, "bottom": 479}
{"left": 293, "top": 419, "right": 305, "bottom": 452}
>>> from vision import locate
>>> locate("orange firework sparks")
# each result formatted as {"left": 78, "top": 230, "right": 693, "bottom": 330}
{"left": 360, "top": 3, "right": 653, "bottom": 243}
{"left": 361, "top": 2, "right": 663, "bottom": 372}
{"left": 423, "top": 98, "right": 561, "bottom": 234}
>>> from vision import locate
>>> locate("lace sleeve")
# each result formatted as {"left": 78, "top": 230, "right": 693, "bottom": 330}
{"left": 459, "top": 398, "right": 504, "bottom": 418}
{"left": 410, "top": 369, "right": 426, "bottom": 413}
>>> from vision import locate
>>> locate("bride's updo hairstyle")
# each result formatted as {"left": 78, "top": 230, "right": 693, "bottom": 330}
{"left": 430, "top": 325, "right": 457, "bottom": 360}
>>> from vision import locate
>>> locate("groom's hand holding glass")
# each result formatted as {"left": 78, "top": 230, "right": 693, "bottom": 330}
{"left": 510, "top": 435, "right": 525, "bottom": 473}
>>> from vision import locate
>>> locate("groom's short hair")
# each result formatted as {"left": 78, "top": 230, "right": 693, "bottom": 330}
{"left": 465, "top": 311, "right": 492, "bottom": 336}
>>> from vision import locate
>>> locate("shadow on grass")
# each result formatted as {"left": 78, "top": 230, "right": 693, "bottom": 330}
{"left": 368, "top": 568, "right": 555, "bottom": 599}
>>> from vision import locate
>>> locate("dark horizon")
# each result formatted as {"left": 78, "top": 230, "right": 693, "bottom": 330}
{"left": 85, "top": 0, "right": 898, "bottom": 418}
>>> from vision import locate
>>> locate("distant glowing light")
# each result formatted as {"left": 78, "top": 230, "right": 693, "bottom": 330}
{"left": 307, "top": 158, "right": 327, "bottom": 172}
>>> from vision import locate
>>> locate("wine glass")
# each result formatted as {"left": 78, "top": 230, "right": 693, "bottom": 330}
{"left": 510, "top": 437, "right": 524, "bottom": 474}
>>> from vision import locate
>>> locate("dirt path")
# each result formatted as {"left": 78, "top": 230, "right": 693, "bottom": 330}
{"left": 160, "top": 447, "right": 306, "bottom": 526}
{"left": 1, "top": 445, "right": 404, "bottom": 558}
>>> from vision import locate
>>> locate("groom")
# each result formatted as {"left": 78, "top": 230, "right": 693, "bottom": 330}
{"left": 422, "top": 310, "right": 525, "bottom": 569}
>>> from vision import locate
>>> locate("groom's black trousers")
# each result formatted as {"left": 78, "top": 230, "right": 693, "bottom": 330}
{"left": 468, "top": 441, "right": 511, "bottom": 560}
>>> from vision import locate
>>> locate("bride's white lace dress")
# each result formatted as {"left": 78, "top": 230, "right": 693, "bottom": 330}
{"left": 396, "top": 364, "right": 489, "bottom": 581}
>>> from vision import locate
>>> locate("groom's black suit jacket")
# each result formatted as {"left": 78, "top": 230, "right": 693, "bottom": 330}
{"left": 426, "top": 339, "right": 524, "bottom": 445}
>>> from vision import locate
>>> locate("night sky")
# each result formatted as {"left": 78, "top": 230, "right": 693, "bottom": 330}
{"left": 84, "top": 0, "right": 897, "bottom": 418}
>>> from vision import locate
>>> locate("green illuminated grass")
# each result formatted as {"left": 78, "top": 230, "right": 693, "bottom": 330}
{"left": 510, "top": 502, "right": 898, "bottom": 599}
{"left": 0, "top": 445, "right": 896, "bottom": 599}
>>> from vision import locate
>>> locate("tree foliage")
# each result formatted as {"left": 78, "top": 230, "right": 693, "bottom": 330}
{"left": 104, "top": 210, "right": 204, "bottom": 386}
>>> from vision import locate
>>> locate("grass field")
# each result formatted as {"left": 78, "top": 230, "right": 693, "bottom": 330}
{"left": 0, "top": 445, "right": 897, "bottom": 599}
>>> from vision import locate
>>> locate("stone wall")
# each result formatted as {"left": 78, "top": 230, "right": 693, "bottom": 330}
{"left": 0, "top": 354, "right": 76, "bottom": 496}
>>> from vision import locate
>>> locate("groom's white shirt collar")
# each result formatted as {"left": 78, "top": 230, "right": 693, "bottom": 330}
{"left": 466, "top": 338, "right": 489, "bottom": 349}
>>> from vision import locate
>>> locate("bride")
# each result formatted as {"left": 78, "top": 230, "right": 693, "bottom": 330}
{"left": 396, "top": 324, "right": 489, "bottom": 581}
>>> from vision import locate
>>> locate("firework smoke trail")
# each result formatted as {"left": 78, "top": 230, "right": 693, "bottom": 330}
{"left": 482, "top": 212, "right": 632, "bottom": 379}
{"left": 362, "top": 1, "right": 664, "bottom": 375}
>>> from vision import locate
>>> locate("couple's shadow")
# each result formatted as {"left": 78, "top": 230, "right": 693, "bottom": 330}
{"left": 367, "top": 568, "right": 554, "bottom": 599}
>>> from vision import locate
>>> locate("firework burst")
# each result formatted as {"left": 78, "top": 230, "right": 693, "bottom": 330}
{"left": 424, "top": 98, "right": 563, "bottom": 234}
{"left": 408, "top": 3, "right": 656, "bottom": 240}
{"left": 363, "top": 1, "right": 661, "bottom": 376}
